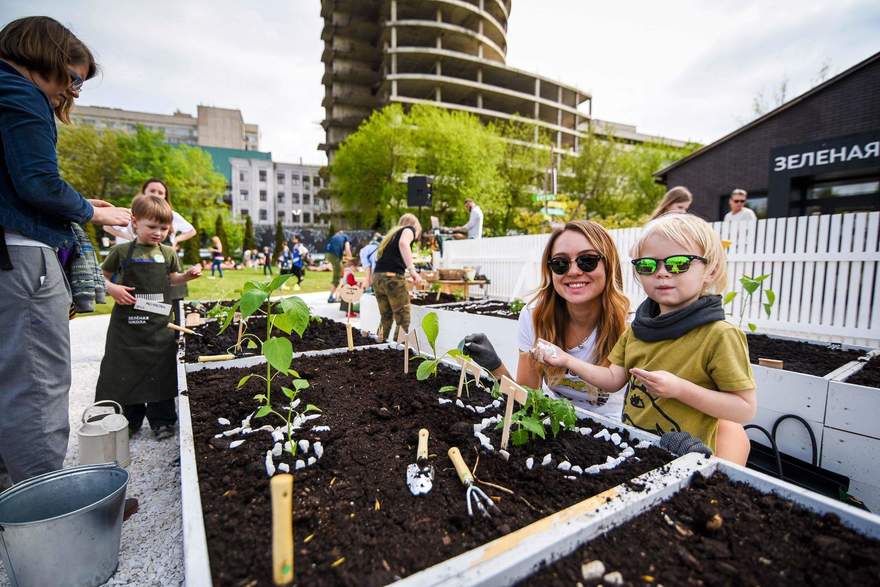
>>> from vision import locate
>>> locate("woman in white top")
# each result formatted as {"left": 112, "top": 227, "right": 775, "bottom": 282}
{"left": 104, "top": 178, "right": 196, "bottom": 247}
{"left": 464, "top": 220, "right": 629, "bottom": 420}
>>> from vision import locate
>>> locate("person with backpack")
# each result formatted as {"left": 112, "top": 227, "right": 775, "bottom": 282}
{"left": 359, "top": 232, "right": 382, "bottom": 291}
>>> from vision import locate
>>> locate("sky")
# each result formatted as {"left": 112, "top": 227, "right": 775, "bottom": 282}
{"left": 2, "top": 1, "right": 878, "bottom": 165}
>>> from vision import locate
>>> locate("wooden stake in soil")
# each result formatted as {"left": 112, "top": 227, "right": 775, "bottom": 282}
{"left": 185, "top": 312, "right": 202, "bottom": 327}
{"left": 397, "top": 329, "right": 419, "bottom": 374}
{"left": 499, "top": 376, "right": 528, "bottom": 451}
{"left": 235, "top": 316, "right": 247, "bottom": 353}
{"left": 338, "top": 285, "right": 363, "bottom": 352}
{"left": 197, "top": 354, "right": 236, "bottom": 363}
{"left": 456, "top": 356, "right": 484, "bottom": 398}
{"left": 270, "top": 473, "right": 294, "bottom": 586}
{"left": 758, "top": 358, "right": 784, "bottom": 369}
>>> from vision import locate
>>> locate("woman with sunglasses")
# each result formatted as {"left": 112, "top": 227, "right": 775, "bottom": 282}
{"left": 0, "top": 17, "right": 131, "bottom": 484}
{"left": 464, "top": 220, "right": 629, "bottom": 419}
{"left": 530, "top": 214, "right": 756, "bottom": 464}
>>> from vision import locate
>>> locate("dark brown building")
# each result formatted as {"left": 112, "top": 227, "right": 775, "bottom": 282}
{"left": 655, "top": 51, "right": 880, "bottom": 220}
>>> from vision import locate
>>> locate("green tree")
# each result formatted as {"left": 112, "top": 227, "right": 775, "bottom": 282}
{"left": 560, "top": 127, "right": 623, "bottom": 219}
{"left": 57, "top": 125, "right": 123, "bottom": 201}
{"left": 183, "top": 210, "right": 201, "bottom": 264}
{"left": 492, "top": 119, "right": 553, "bottom": 234}
{"left": 242, "top": 214, "right": 256, "bottom": 253}
{"left": 273, "top": 220, "right": 285, "bottom": 262}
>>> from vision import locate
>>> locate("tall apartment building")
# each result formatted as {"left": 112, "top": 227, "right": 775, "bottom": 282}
{"left": 71, "top": 104, "right": 260, "bottom": 150}
{"left": 230, "top": 159, "right": 330, "bottom": 228}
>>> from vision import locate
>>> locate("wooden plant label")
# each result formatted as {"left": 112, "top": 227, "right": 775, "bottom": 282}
{"left": 338, "top": 285, "right": 363, "bottom": 304}
{"left": 758, "top": 358, "right": 784, "bottom": 369}
{"left": 270, "top": 474, "right": 294, "bottom": 585}
{"left": 346, "top": 321, "right": 354, "bottom": 351}
{"left": 235, "top": 315, "right": 247, "bottom": 352}
{"left": 456, "top": 356, "right": 483, "bottom": 398}
{"left": 397, "top": 329, "right": 419, "bottom": 374}
{"left": 499, "top": 376, "right": 528, "bottom": 451}
{"left": 185, "top": 312, "right": 202, "bottom": 327}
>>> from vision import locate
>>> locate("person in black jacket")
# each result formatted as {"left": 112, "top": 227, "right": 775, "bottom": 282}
{"left": 0, "top": 17, "right": 130, "bottom": 483}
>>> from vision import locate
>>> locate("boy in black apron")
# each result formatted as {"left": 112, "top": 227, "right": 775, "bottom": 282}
{"left": 96, "top": 195, "right": 202, "bottom": 439}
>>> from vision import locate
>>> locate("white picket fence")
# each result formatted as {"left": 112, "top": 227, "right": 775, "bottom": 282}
{"left": 439, "top": 212, "right": 880, "bottom": 346}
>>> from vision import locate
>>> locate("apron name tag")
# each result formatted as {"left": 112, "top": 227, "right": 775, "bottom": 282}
{"left": 134, "top": 297, "right": 172, "bottom": 316}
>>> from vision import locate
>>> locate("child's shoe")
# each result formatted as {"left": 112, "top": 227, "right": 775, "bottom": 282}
{"left": 293, "top": 284, "right": 301, "bottom": 291}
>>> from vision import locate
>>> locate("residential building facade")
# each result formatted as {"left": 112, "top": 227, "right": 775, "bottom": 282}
{"left": 230, "top": 159, "right": 330, "bottom": 228}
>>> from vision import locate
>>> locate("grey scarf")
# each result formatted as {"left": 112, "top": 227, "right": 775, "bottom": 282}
{"left": 631, "top": 295, "right": 725, "bottom": 342}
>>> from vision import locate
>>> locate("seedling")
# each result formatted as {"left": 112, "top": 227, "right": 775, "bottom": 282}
{"left": 723, "top": 274, "right": 776, "bottom": 333}
{"left": 496, "top": 382, "right": 577, "bottom": 448}
{"left": 429, "top": 282, "right": 443, "bottom": 302}
{"left": 415, "top": 311, "right": 469, "bottom": 381}
{"left": 508, "top": 298, "right": 526, "bottom": 315}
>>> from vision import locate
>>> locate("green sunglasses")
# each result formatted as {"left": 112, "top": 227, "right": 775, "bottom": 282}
{"left": 631, "top": 254, "right": 707, "bottom": 275}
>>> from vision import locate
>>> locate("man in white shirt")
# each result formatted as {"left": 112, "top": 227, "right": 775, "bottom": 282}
{"left": 452, "top": 198, "right": 483, "bottom": 239}
{"left": 723, "top": 189, "right": 757, "bottom": 222}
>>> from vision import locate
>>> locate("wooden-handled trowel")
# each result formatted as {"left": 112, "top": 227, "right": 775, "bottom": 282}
{"left": 405, "top": 428, "right": 434, "bottom": 496}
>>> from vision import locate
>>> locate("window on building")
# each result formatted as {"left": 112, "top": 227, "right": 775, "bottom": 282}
{"left": 259, "top": 190, "right": 267, "bottom": 201}
{"left": 259, "top": 209, "right": 267, "bottom": 221}
{"left": 796, "top": 178, "right": 880, "bottom": 216}
{"left": 303, "top": 212, "right": 311, "bottom": 224}
{"left": 292, "top": 194, "right": 300, "bottom": 204}
{"left": 239, "top": 194, "right": 247, "bottom": 201}
{"left": 277, "top": 192, "right": 285, "bottom": 203}
{"left": 278, "top": 210, "right": 286, "bottom": 221}
{"left": 303, "top": 181, "right": 311, "bottom": 191}
{"left": 277, "top": 173, "right": 285, "bottom": 183}
{"left": 259, "top": 170, "right": 267, "bottom": 182}
{"left": 303, "top": 194, "right": 311, "bottom": 205}
{"left": 291, "top": 174, "right": 300, "bottom": 183}
{"left": 313, "top": 176, "right": 321, "bottom": 187}
{"left": 240, "top": 209, "right": 249, "bottom": 217}
{"left": 239, "top": 171, "right": 246, "bottom": 182}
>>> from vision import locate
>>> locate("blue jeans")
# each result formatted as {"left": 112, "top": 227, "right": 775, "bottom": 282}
{"left": 211, "top": 258, "right": 223, "bottom": 277}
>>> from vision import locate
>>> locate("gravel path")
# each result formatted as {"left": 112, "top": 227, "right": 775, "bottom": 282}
{"left": 1, "top": 315, "right": 184, "bottom": 587}
{"left": 1, "top": 292, "right": 345, "bottom": 586}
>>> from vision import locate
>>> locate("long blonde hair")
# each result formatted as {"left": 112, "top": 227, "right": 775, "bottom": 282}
{"left": 649, "top": 186, "right": 693, "bottom": 220}
{"left": 632, "top": 213, "right": 728, "bottom": 295}
{"left": 376, "top": 213, "right": 422, "bottom": 259}
{"left": 532, "top": 221, "right": 629, "bottom": 383}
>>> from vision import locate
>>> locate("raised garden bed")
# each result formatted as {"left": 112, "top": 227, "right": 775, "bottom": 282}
{"left": 844, "top": 354, "right": 880, "bottom": 389}
{"left": 409, "top": 292, "right": 472, "bottom": 306}
{"left": 444, "top": 299, "right": 521, "bottom": 321}
{"left": 182, "top": 347, "right": 674, "bottom": 586}
{"left": 521, "top": 466, "right": 880, "bottom": 586}
{"left": 181, "top": 316, "right": 376, "bottom": 363}
{"left": 746, "top": 334, "right": 864, "bottom": 376}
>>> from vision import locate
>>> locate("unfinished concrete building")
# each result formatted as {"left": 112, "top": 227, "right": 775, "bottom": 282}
{"left": 320, "top": 0, "right": 592, "bottom": 162}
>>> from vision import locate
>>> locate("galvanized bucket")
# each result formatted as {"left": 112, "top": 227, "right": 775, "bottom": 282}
{"left": 0, "top": 463, "right": 129, "bottom": 587}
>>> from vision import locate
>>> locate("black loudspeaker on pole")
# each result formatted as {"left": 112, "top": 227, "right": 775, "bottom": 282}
{"left": 407, "top": 176, "right": 432, "bottom": 207}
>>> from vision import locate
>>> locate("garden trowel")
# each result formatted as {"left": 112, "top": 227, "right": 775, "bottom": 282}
{"left": 406, "top": 428, "right": 434, "bottom": 496}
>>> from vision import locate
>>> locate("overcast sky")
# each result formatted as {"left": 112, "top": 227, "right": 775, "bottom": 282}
{"left": 3, "top": 1, "right": 878, "bottom": 165}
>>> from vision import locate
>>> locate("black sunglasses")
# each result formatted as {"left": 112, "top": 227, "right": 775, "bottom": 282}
{"left": 731, "top": 199, "right": 746, "bottom": 204}
{"left": 547, "top": 254, "right": 603, "bottom": 275}
{"left": 632, "top": 255, "right": 707, "bottom": 275}
{"left": 67, "top": 68, "right": 84, "bottom": 92}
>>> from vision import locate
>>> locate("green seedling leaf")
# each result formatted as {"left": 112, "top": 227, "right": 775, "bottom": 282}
{"left": 253, "top": 394, "right": 267, "bottom": 402}
{"left": 271, "top": 313, "right": 295, "bottom": 335}
{"left": 217, "top": 301, "right": 239, "bottom": 333}
{"left": 763, "top": 303, "right": 773, "bottom": 319}
{"left": 255, "top": 405, "right": 272, "bottom": 418}
{"left": 740, "top": 276, "right": 760, "bottom": 295}
{"left": 723, "top": 291, "right": 737, "bottom": 305}
{"left": 240, "top": 289, "right": 269, "bottom": 318}
{"left": 304, "top": 404, "right": 322, "bottom": 414}
{"left": 446, "top": 348, "right": 464, "bottom": 359}
{"left": 438, "top": 385, "right": 457, "bottom": 393}
{"left": 511, "top": 429, "right": 530, "bottom": 446}
{"left": 281, "top": 386, "right": 295, "bottom": 400}
{"left": 287, "top": 369, "right": 300, "bottom": 377}
{"left": 263, "top": 337, "right": 293, "bottom": 373}
{"left": 293, "top": 379, "right": 310, "bottom": 391}
{"left": 748, "top": 322, "right": 757, "bottom": 332}
{"left": 416, "top": 359, "right": 438, "bottom": 381}
{"left": 242, "top": 280, "right": 265, "bottom": 293}
{"left": 266, "top": 273, "right": 292, "bottom": 292}
{"left": 764, "top": 288, "right": 776, "bottom": 305}
{"left": 247, "top": 340, "right": 257, "bottom": 349}
{"left": 422, "top": 312, "right": 439, "bottom": 355}
{"left": 280, "top": 296, "right": 310, "bottom": 336}
{"left": 237, "top": 374, "right": 253, "bottom": 389}
{"left": 520, "top": 416, "right": 546, "bottom": 439}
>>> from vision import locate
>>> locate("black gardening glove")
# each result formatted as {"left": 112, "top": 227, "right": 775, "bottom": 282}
{"left": 659, "top": 431, "right": 713, "bottom": 458}
{"left": 459, "top": 333, "right": 502, "bottom": 372}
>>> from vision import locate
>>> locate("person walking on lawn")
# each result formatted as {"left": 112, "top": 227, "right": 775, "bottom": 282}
{"left": 325, "top": 230, "right": 351, "bottom": 302}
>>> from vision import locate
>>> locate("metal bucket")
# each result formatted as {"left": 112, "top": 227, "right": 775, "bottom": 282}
{"left": 0, "top": 463, "right": 129, "bottom": 587}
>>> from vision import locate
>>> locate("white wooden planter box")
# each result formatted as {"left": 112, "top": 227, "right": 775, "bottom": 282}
{"left": 395, "top": 454, "right": 880, "bottom": 586}
{"left": 176, "top": 344, "right": 672, "bottom": 586}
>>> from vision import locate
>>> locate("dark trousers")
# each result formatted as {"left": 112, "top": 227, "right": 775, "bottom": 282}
{"left": 263, "top": 263, "right": 273, "bottom": 275}
{"left": 291, "top": 265, "right": 304, "bottom": 284}
{"left": 124, "top": 398, "right": 177, "bottom": 432}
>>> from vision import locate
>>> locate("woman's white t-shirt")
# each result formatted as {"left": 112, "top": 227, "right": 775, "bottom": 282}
{"left": 517, "top": 305, "right": 624, "bottom": 421}
{"left": 111, "top": 211, "right": 195, "bottom": 245}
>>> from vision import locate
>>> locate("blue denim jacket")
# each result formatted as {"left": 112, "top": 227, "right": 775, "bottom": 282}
{"left": 0, "top": 60, "right": 93, "bottom": 248}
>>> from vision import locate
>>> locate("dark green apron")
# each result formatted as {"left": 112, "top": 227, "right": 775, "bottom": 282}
{"left": 96, "top": 242, "right": 177, "bottom": 405}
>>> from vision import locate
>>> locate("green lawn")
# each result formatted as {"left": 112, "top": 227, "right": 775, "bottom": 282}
{"left": 87, "top": 267, "right": 352, "bottom": 316}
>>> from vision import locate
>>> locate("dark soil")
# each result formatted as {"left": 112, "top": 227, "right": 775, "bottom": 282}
{"left": 446, "top": 300, "right": 520, "bottom": 320}
{"left": 845, "top": 355, "right": 880, "bottom": 388}
{"left": 187, "top": 348, "right": 673, "bottom": 586}
{"left": 524, "top": 471, "right": 880, "bottom": 586}
{"left": 746, "top": 334, "right": 864, "bottom": 376}
{"left": 409, "top": 292, "right": 472, "bottom": 306}
{"left": 182, "top": 317, "right": 376, "bottom": 362}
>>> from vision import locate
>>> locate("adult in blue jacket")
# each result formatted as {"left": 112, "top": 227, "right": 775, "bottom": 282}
{"left": 0, "top": 17, "right": 131, "bottom": 484}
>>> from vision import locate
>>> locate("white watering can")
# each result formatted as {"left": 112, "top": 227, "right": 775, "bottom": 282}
{"left": 78, "top": 401, "right": 130, "bottom": 468}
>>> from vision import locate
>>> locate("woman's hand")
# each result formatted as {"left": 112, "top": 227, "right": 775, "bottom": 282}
{"left": 629, "top": 368, "right": 685, "bottom": 399}
{"left": 107, "top": 283, "right": 136, "bottom": 305}
{"left": 88, "top": 199, "right": 113, "bottom": 208}
{"left": 186, "top": 265, "right": 203, "bottom": 280}
{"left": 91, "top": 205, "right": 131, "bottom": 227}
{"left": 461, "top": 333, "right": 502, "bottom": 371}
{"left": 530, "top": 338, "right": 570, "bottom": 369}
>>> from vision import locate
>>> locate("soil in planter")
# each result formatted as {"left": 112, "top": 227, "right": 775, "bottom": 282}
{"left": 182, "top": 316, "right": 375, "bottom": 362}
{"left": 846, "top": 355, "right": 880, "bottom": 388}
{"left": 409, "top": 292, "right": 473, "bottom": 306}
{"left": 746, "top": 334, "right": 864, "bottom": 377}
{"left": 446, "top": 299, "right": 519, "bottom": 321}
{"left": 187, "top": 348, "right": 673, "bottom": 586}
{"left": 524, "top": 471, "right": 880, "bottom": 586}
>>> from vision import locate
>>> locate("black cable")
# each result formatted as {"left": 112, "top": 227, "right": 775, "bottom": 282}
{"left": 771, "top": 414, "right": 818, "bottom": 466}
{"left": 744, "top": 424, "right": 784, "bottom": 478}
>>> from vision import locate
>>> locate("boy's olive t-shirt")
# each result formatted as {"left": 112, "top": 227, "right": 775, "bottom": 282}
{"left": 608, "top": 320, "right": 755, "bottom": 451}
{"left": 102, "top": 242, "right": 180, "bottom": 278}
